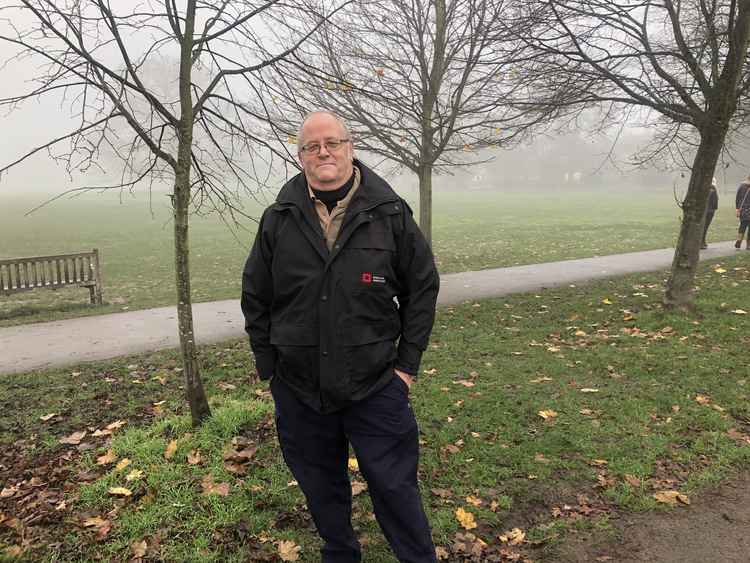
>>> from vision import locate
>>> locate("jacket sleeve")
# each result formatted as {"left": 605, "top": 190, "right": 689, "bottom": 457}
{"left": 241, "top": 208, "right": 276, "bottom": 380}
{"left": 393, "top": 200, "right": 440, "bottom": 377}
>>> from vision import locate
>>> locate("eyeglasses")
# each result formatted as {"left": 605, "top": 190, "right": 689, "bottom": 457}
{"left": 299, "top": 138, "right": 351, "bottom": 155}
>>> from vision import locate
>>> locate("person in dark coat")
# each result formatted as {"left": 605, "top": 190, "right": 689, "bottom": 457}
{"left": 241, "top": 111, "right": 439, "bottom": 563}
{"left": 735, "top": 175, "right": 750, "bottom": 249}
{"left": 701, "top": 178, "right": 719, "bottom": 249}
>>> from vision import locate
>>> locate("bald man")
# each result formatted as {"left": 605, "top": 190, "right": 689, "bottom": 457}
{"left": 242, "top": 111, "right": 439, "bottom": 562}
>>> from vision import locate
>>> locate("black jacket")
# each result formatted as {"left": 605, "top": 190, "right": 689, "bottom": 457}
{"left": 707, "top": 187, "right": 718, "bottom": 213}
{"left": 737, "top": 183, "right": 750, "bottom": 210}
{"left": 241, "top": 161, "right": 439, "bottom": 413}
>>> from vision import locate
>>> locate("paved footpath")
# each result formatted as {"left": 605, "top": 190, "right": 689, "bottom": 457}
{"left": 0, "top": 241, "right": 743, "bottom": 376}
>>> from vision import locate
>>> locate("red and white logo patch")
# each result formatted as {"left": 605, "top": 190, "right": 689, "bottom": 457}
{"left": 361, "top": 272, "right": 372, "bottom": 283}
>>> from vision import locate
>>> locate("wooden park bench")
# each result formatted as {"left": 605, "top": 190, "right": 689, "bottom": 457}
{"left": 0, "top": 249, "right": 103, "bottom": 305}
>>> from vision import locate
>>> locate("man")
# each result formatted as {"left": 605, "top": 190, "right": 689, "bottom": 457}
{"left": 701, "top": 178, "right": 719, "bottom": 249}
{"left": 241, "top": 111, "right": 439, "bottom": 563}
{"left": 735, "top": 174, "right": 750, "bottom": 249}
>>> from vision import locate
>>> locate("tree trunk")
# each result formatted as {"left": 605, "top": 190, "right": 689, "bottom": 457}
{"left": 663, "top": 130, "right": 725, "bottom": 310}
{"left": 418, "top": 164, "right": 433, "bottom": 245}
{"left": 174, "top": 0, "right": 210, "bottom": 426}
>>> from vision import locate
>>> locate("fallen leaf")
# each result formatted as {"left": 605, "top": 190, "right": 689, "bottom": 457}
{"left": 0, "top": 485, "right": 19, "bottom": 499}
{"left": 731, "top": 309, "right": 747, "bottom": 315}
{"left": 217, "top": 382, "right": 237, "bottom": 391}
{"left": 624, "top": 474, "right": 641, "bottom": 487}
{"left": 201, "top": 475, "right": 230, "bottom": 496}
{"left": 453, "top": 380, "right": 475, "bottom": 387}
{"left": 82, "top": 516, "right": 108, "bottom": 528}
{"left": 465, "top": 495, "right": 482, "bottom": 507}
{"left": 164, "top": 440, "right": 178, "bottom": 460}
{"left": 108, "top": 486, "right": 133, "bottom": 497}
{"left": 436, "top": 546, "right": 450, "bottom": 560}
{"left": 538, "top": 409, "right": 558, "bottom": 420}
{"left": 601, "top": 298, "right": 612, "bottom": 305}
{"left": 653, "top": 490, "right": 689, "bottom": 505}
{"left": 126, "top": 470, "right": 144, "bottom": 482}
{"left": 695, "top": 395, "right": 711, "bottom": 405}
{"left": 59, "top": 430, "right": 87, "bottom": 445}
{"left": 348, "top": 457, "right": 359, "bottom": 471}
{"left": 277, "top": 539, "right": 301, "bottom": 561}
{"left": 223, "top": 446, "right": 257, "bottom": 464}
{"left": 187, "top": 450, "right": 202, "bottom": 465}
{"left": 351, "top": 481, "right": 367, "bottom": 496}
{"left": 589, "top": 459, "right": 608, "bottom": 467}
{"left": 39, "top": 413, "right": 58, "bottom": 421}
{"left": 96, "top": 449, "right": 118, "bottom": 465}
{"left": 224, "top": 462, "right": 248, "bottom": 475}
{"left": 106, "top": 420, "right": 126, "bottom": 431}
{"left": 530, "top": 377, "right": 553, "bottom": 383}
{"left": 498, "top": 527, "right": 526, "bottom": 545}
{"left": 714, "top": 267, "right": 727, "bottom": 274}
{"left": 115, "top": 458, "right": 131, "bottom": 471}
{"left": 131, "top": 539, "right": 148, "bottom": 558}
{"left": 455, "top": 507, "right": 477, "bottom": 530}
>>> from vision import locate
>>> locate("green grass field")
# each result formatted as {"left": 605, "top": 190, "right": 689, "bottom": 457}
{"left": 0, "top": 186, "right": 741, "bottom": 327}
{"left": 1, "top": 255, "right": 748, "bottom": 561}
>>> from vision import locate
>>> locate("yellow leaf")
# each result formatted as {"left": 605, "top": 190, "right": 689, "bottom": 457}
{"left": 530, "top": 377, "right": 553, "bottom": 383}
{"left": 653, "top": 490, "right": 689, "bottom": 505}
{"left": 498, "top": 527, "right": 526, "bottom": 545}
{"left": 455, "top": 507, "right": 477, "bottom": 530}
{"left": 277, "top": 539, "right": 301, "bottom": 561}
{"left": 348, "top": 457, "right": 359, "bottom": 471}
{"left": 574, "top": 330, "right": 587, "bottom": 337}
{"left": 39, "top": 413, "right": 58, "bottom": 421}
{"left": 601, "top": 298, "right": 612, "bottom": 305}
{"left": 108, "top": 486, "right": 132, "bottom": 497}
{"left": 731, "top": 309, "right": 747, "bottom": 315}
{"left": 187, "top": 450, "right": 202, "bottom": 465}
{"left": 465, "top": 495, "right": 483, "bottom": 507}
{"left": 164, "top": 440, "right": 178, "bottom": 460}
{"left": 695, "top": 395, "right": 710, "bottom": 405}
{"left": 115, "top": 458, "right": 131, "bottom": 471}
{"left": 714, "top": 267, "right": 727, "bottom": 274}
{"left": 96, "top": 449, "right": 117, "bottom": 466}
{"left": 580, "top": 388, "right": 599, "bottom": 393}
{"left": 126, "top": 470, "right": 144, "bottom": 482}
{"left": 538, "top": 409, "right": 558, "bottom": 420}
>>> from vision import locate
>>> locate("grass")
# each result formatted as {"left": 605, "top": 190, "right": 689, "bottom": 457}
{"left": 0, "top": 186, "right": 741, "bottom": 326}
{"left": 1, "top": 253, "right": 749, "bottom": 561}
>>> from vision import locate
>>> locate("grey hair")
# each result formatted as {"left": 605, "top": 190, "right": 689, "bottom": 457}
{"left": 296, "top": 111, "right": 351, "bottom": 150}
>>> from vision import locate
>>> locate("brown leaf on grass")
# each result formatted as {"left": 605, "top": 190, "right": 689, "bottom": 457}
{"left": 624, "top": 474, "right": 641, "bottom": 488}
{"left": 453, "top": 379, "right": 476, "bottom": 387}
{"left": 83, "top": 516, "right": 112, "bottom": 540}
{"left": 106, "top": 420, "right": 126, "bottom": 431}
{"left": 223, "top": 446, "right": 257, "bottom": 464}
{"left": 39, "top": 413, "right": 58, "bottom": 421}
{"left": 498, "top": 527, "right": 526, "bottom": 545}
{"left": 431, "top": 488, "right": 453, "bottom": 498}
{"left": 465, "top": 495, "right": 482, "bottom": 507}
{"left": 201, "top": 475, "right": 230, "bottom": 496}
{"left": 653, "top": 490, "right": 690, "bottom": 505}
{"left": 530, "top": 377, "right": 553, "bottom": 383}
{"left": 217, "top": 382, "right": 237, "bottom": 391}
{"left": 164, "top": 440, "right": 178, "bottom": 460}
{"left": 108, "top": 487, "right": 132, "bottom": 497}
{"left": 455, "top": 507, "right": 477, "bottom": 530}
{"left": 277, "top": 539, "right": 301, "bottom": 561}
{"left": 4, "top": 546, "right": 23, "bottom": 558}
{"left": 224, "top": 462, "right": 248, "bottom": 475}
{"left": 187, "top": 450, "right": 202, "bottom": 465}
{"left": 351, "top": 481, "right": 367, "bottom": 496}
{"left": 96, "top": 450, "right": 117, "bottom": 466}
{"left": 435, "top": 546, "right": 450, "bottom": 560}
{"left": 131, "top": 539, "right": 147, "bottom": 558}
{"left": 538, "top": 409, "right": 558, "bottom": 420}
{"left": 589, "top": 459, "right": 608, "bottom": 467}
{"left": 59, "top": 430, "right": 87, "bottom": 445}
{"left": 695, "top": 395, "right": 711, "bottom": 405}
{"left": 727, "top": 428, "right": 750, "bottom": 444}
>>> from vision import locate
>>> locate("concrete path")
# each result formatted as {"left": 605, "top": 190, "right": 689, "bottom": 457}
{"left": 0, "top": 241, "right": 743, "bottom": 376}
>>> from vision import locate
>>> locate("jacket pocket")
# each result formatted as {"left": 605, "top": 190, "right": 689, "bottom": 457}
{"left": 270, "top": 325, "right": 319, "bottom": 393}
{"left": 341, "top": 322, "right": 398, "bottom": 393}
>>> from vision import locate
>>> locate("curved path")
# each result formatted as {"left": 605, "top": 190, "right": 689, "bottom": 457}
{"left": 0, "top": 241, "right": 742, "bottom": 376}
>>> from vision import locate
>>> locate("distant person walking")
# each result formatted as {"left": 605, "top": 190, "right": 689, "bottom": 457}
{"left": 701, "top": 178, "right": 719, "bottom": 249}
{"left": 736, "top": 175, "right": 750, "bottom": 249}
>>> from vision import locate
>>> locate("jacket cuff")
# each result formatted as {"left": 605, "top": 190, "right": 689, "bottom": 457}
{"left": 396, "top": 340, "right": 423, "bottom": 377}
{"left": 253, "top": 350, "right": 277, "bottom": 381}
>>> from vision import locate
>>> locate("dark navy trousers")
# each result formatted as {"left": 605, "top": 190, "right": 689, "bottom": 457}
{"left": 270, "top": 374, "right": 437, "bottom": 563}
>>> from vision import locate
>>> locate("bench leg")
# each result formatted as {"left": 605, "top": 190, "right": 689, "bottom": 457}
{"left": 89, "top": 285, "right": 97, "bottom": 305}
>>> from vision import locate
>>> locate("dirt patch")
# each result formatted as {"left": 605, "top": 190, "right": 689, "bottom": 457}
{"left": 552, "top": 471, "right": 750, "bottom": 563}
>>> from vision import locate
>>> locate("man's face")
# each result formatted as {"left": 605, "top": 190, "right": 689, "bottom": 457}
{"left": 298, "top": 113, "right": 354, "bottom": 191}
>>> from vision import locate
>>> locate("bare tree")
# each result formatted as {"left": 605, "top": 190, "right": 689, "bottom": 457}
{"left": 514, "top": 0, "right": 750, "bottom": 309}
{"left": 0, "top": 0, "right": 349, "bottom": 425}
{"left": 261, "top": 0, "right": 555, "bottom": 244}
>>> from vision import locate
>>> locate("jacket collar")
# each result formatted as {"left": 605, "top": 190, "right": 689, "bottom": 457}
{"left": 276, "top": 160, "right": 398, "bottom": 212}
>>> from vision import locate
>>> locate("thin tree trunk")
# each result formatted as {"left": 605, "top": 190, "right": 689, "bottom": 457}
{"left": 174, "top": 0, "right": 210, "bottom": 426}
{"left": 418, "top": 164, "right": 433, "bottom": 245}
{"left": 663, "top": 131, "right": 724, "bottom": 310}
